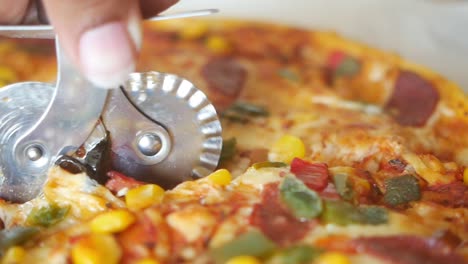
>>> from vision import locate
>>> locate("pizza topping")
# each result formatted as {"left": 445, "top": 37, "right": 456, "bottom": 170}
{"left": 71, "top": 233, "right": 122, "bottom": 264}
{"left": 403, "top": 153, "right": 455, "bottom": 185}
{"left": 463, "top": 168, "right": 468, "bottom": 185}
{"left": 2, "top": 246, "right": 26, "bottom": 263}
{"left": 117, "top": 213, "right": 159, "bottom": 261}
{"left": 327, "top": 51, "right": 361, "bottom": 78}
{"left": 321, "top": 200, "right": 388, "bottom": 226}
{"left": 332, "top": 174, "right": 353, "bottom": 201}
{"left": 251, "top": 183, "right": 315, "bottom": 245}
{"left": 0, "top": 66, "right": 18, "bottom": 87}
{"left": 280, "top": 176, "right": 323, "bottom": 220}
{"left": 206, "top": 36, "right": 233, "bottom": 55}
{"left": 210, "top": 230, "right": 276, "bottom": 263}
{"left": 252, "top": 161, "right": 287, "bottom": 169}
{"left": 202, "top": 57, "right": 247, "bottom": 101}
{"left": 225, "top": 255, "right": 261, "bottom": 264}
{"left": 422, "top": 182, "right": 468, "bottom": 208}
{"left": 90, "top": 210, "right": 136, "bottom": 234}
{"left": 220, "top": 138, "right": 237, "bottom": 162}
{"left": 223, "top": 101, "right": 269, "bottom": 123}
{"left": 319, "top": 183, "right": 341, "bottom": 200}
{"left": 26, "top": 204, "right": 70, "bottom": 227}
{"left": 275, "top": 245, "right": 322, "bottom": 264}
{"left": 269, "top": 135, "right": 306, "bottom": 164}
{"left": 290, "top": 158, "right": 329, "bottom": 192}
{"left": 383, "top": 174, "right": 421, "bottom": 206}
{"left": 352, "top": 235, "right": 465, "bottom": 264}
{"left": 315, "top": 252, "right": 351, "bottom": 264}
{"left": 125, "top": 184, "right": 165, "bottom": 210}
{"left": 385, "top": 70, "right": 439, "bottom": 127}
{"left": 381, "top": 158, "right": 407, "bottom": 173}
{"left": 278, "top": 68, "right": 300, "bottom": 82}
{"left": 206, "top": 169, "right": 233, "bottom": 186}
{"left": 0, "top": 227, "right": 39, "bottom": 254}
{"left": 105, "top": 171, "right": 144, "bottom": 195}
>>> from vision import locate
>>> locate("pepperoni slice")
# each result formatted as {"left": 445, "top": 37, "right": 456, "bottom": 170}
{"left": 250, "top": 183, "right": 315, "bottom": 246}
{"left": 290, "top": 158, "right": 329, "bottom": 192}
{"left": 105, "top": 170, "right": 144, "bottom": 194}
{"left": 202, "top": 57, "right": 247, "bottom": 96}
{"left": 353, "top": 235, "right": 465, "bottom": 264}
{"left": 385, "top": 71, "right": 439, "bottom": 127}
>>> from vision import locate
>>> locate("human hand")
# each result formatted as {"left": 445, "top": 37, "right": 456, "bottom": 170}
{"left": 0, "top": 0, "right": 178, "bottom": 87}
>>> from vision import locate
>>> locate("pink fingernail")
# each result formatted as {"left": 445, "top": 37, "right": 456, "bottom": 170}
{"left": 79, "top": 22, "right": 136, "bottom": 88}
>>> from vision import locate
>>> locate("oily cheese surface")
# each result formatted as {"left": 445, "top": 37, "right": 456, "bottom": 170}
{"left": 0, "top": 19, "right": 467, "bottom": 264}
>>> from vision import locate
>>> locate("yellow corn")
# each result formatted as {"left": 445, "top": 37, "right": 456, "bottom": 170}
{"left": 179, "top": 22, "right": 208, "bottom": 40}
{"left": 206, "top": 169, "right": 232, "bottom": 186}
{"left": 315, "top": 252, "right": 351, "bottom": 264}
{"left": 463, "top": 168, "right": 468, "bottom": 186}
{"left": 225, "top": 255, "right": 261, "bottom": 264}
{"left": 71, "top": 233, "right": 122, "bottom": 264}
{"left": 269, "top": 135, "right": 306, "bottom": 164}
{"left": 2, "top": 246, "right": 26, "bottom": 264}
{"left": 90, "top": 209, "right": 135, "bottom": 234}
{"left": 0, "top": 66, "right": 17, "bottom": 87}
{"left": 136, "top": 258, "right": 161, "bottom": 264}
{"left": 206, "top": 36, "right": 232, "bottom": 54}
{"left": 126, "top": 184, "right": 165, "bottom": 210}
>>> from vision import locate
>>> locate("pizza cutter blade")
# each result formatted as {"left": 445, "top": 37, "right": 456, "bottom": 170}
{"left": 102, "top": 72, "right": 223, "bottom": 189}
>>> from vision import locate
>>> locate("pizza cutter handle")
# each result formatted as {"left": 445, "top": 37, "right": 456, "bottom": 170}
{"left": 0, "top": 9, "right": 218, "bottom": 39}
{"left": 11, "top": 38, "right": 108, "bottom": 189}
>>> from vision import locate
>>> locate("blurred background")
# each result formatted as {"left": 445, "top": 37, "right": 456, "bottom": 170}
{"left": 173, "top": 0, "right": 468, "bottom": 92}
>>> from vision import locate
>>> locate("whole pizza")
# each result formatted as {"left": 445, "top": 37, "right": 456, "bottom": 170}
{"left": 0, "top": 18, "right": 467, "bottom": 264}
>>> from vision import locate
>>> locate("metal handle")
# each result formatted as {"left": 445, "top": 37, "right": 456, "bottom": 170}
{"left": 0, "top": 9, "right": 218, "bottom": 39}
{"left": 0, "top": 39, "right": 108, "bottom": 202}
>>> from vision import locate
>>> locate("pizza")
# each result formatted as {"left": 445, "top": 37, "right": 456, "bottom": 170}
{"left": 0, "top": 18, "right": 467, "bottom": 264}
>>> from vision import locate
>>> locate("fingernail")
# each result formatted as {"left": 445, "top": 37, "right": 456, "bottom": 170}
{"left": 79, "top": 22, "right": 136, "bottom": 88}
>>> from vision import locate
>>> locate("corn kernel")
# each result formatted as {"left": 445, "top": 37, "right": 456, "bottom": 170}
{"left": 126, "top": 184, "right": 165, "bottom": 210}
{"left": 463, "top": 168, "right": 468, "bottom": 186}
{"left": 179, "top": 22, "right": 208, "bottom": 40}
{"left": 206, "top": 169, "right": 232, "bottom": 186}
{"left": 2, "top": 246, "right": 26, "bottom": 264}
{"left": 136, "top": 258, "right": 161, "bottom": 264}
{"left": 206, "top": 36, "right": 232, "bottom": 54}
{"left": 269, "top": 135, "right": 306, "bottom": 164}
{"left": 315, "top": 252, "right": 350, "bottom": 264}
{"left": 0, "top": 66, "right": 17, "bottom": 86}
{"left": 225, "top": 255, "right": 261, "bottom": 264}
{"left": 90, "top": 209, "right": 135, "bottom": 234}
{"left": 71, "top": 233, "right": 122, "bottom": 264}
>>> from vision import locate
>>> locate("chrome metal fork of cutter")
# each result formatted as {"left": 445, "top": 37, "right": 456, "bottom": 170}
{"left": 0, "top": 10, "right": 223, "bottom": 203}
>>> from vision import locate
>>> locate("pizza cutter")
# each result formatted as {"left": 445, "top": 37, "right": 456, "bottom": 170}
{"left": 0, "top": 9, "right": 223, "bottom": 203}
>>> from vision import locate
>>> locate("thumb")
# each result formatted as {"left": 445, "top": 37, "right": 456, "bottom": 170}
{"left": 42, "top": 0, "right": 143, "bottom": 88}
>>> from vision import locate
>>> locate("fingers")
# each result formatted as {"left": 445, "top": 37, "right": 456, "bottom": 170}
{"left": 0, "top": 0, "right": 30, "bottom": 24}
{"left": 41, "top": 0, "right": 143, "bottom": 88}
